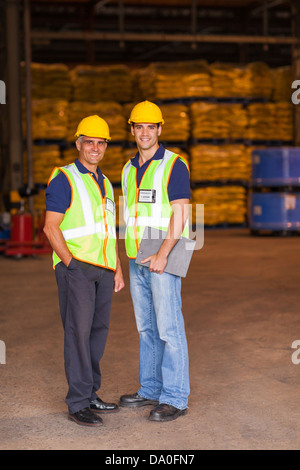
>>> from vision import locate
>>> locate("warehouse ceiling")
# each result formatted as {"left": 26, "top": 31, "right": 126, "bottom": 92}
{"left": 14, "top": 0, "right": 300, "bottom": 67}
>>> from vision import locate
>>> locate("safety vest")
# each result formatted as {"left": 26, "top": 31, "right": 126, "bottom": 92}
{"left": 122, "top": 149, "right": 189, "bottom": 259}
{"left": 49, "top": 163, "right": 116, "bottom": 270}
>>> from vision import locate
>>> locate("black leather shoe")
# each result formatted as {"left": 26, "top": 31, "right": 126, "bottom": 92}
{"left": 119, "top": 393, "right": 159, "bottom": 408}
{"left": 90, "top": 397, "right": 119, "bottom": 413}
{"left": 149, "top": 403, "right": 187, "bottom": 422}
{"left": 68, "top": 407, "right": 103, "bottom": 426}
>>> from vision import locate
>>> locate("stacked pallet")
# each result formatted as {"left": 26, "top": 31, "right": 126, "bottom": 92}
{"left": 190, "top": 144, "right": 251, "bottom": 182}
{"left": 22, "top": 98, "right": 69, "bottom": 141}
{"left": 21, "top": 62, "right": 72, "bottom": 100}
{"left": 70, "top": 64, "right": 133, "bottom": 103}
{"left": 272, "top": 66, "right": 293, "bottom": 102}
{"left": 210, "top": 62, "right": 273, "bottom": 99}
{"left": 190, "top": 102, "right": 248, "bottom": 140}
{"left": 23, "top": 145, "right": 62, "bottom": 185}
{"left": 192, "top": 186, "right": 247, "bottom": 226}
{"left": 138, "top": 61, "right": 212, "bottom": 100}
{"left": 246, "top": 102, "right": 293, "bottom": 141}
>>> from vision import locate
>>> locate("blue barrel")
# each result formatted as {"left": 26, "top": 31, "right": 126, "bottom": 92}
{"left": 251, "top": 148, "right": 300, "bottom": 186}
{"left": 249, "top": 192, "right": 300, "bottom": 230}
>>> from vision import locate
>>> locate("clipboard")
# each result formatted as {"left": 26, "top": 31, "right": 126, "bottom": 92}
{"left": 135, "top": 227, "right": 196, "bottom": 278}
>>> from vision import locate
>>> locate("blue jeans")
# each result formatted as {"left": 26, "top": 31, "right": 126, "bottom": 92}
{"left": 129, "top": 260, "right": 190, "bottom": 410}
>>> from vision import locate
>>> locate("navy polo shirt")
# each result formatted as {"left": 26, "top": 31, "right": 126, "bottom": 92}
{"left": 46, "top": 158, "right": 106, "bottom": 214}
{"left": 130, "top": 144, "right": 191, "bottom": 202}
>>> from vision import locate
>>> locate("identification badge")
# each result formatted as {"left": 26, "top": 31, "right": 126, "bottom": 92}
{"left": 105, "top": 198, "right": 115, "bottom": 215}
{"left": 138, "top": 189, "right": 156, "bottom": 203}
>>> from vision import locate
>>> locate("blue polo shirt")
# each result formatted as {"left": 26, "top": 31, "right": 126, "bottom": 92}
{"left": 46, "top": 158, "right": 106, "bottom": 214}
{"left": 130, "top": 144, "right": 190, "bottom": 202}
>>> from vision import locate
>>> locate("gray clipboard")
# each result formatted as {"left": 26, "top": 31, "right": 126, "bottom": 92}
{"left": 135, "top": 227, "right": 196, "bottom": 278}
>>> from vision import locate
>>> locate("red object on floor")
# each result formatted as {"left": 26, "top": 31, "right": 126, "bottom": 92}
{"left": 5, "top": 213, "right": 52, "bottom": 257}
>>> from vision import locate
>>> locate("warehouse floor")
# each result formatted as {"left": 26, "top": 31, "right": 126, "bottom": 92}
{"left": 0, "top": 228, "right": 300, "bottom": 451}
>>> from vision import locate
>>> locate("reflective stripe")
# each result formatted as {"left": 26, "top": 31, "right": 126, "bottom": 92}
{"left": 122, "top": 162, "right": 131, "bottom": 226}
{"left": 62, "top": 164, "right": 116, "bottom": 240}
{"left": 63, "top": 223, "right": 116, "bottom": 240}
{"left": 65, "top": 164, "right": 95, "bottom": 227}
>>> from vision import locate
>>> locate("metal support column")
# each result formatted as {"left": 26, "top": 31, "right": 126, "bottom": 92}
{"left": 6, "top": 0, "right": 23, "bottom": 193}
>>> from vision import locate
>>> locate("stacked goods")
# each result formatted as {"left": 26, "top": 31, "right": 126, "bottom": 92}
{"left": 23, "top": 145, "right": 62, "bottom": 185}
{"left": 22, "top": 98, "right": 68, "bottom": 140}
{"left": 138, "top": 61, "right": 212, "bottom": 100}
{"left": 246, "top": 102, "right": 293, "bottom": 141}
{"left": 273, "top": 102, "right": 294, "bottom": 141}
{"left": 272, "top": 66, "right": 293, "bottom": 102}
{"left": 245, "top": 62, "right": 273, "bottom": 99}
{"left": 66, "top": 101, "right": 127, "bottom": 142}
{"left": 99, "top": 146, "right": 125, "bottom": 184}
{"left": 70, "top": 65, "right": 133, "bottom": 102}
{"left": 21, "top": 62, "right": 72, "bottom": 100}
{"left": 192, "top": 186, "right": 247, "bottom": 226}
{"left": 190, "top": 102, "right": 248, "bottom": 140}
{"left": 210, "top": 63, "right": 244, "bottom": 98}
{"left": 209, "top": 62, "right": 273, "bottom": 99}
{"left": 159, "top": 104, "right": 190, "bottom": 141}
{"left": 190, "top": 144, "right": 251, "bottom": 182}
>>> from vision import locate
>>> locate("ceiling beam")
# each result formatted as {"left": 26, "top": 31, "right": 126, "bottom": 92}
{"left": 31, "top": 30, "right": 299, "bottom": 45}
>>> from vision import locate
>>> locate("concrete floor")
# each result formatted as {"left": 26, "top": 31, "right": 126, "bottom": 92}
{"left": 0, "top": 228, "right": 300, "bottom": 450}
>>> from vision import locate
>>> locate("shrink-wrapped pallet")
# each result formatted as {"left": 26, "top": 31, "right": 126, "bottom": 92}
{"left": 138, "top": 61, "right": 212, "bottom": 100}
{"left": 272, "top": 66, "right": 293, "bottom": 102}
{"left": 21, "top": 62, "right": 72, "bottom": 100}
{"left": 66, "top": 101, "right": 127, "bottom": 142}
{"left": 23, "top": 145, "right": 61, "bottom": 185}
{"left": 70, "top": 65, "right": 133, "bottom": 103}
{"left": 209, "top": 62, "right": 273, "bottom": 99}
{"left": 99, "top": 146, "right": 125, "bottom": 184}
{"left": 160, "top": 104, "right": 190, "bottom": 141}
{"left": 190, "top": 102, "right": 248, "bottom": 140}
{"left": 22, "top": 98, "right": 68, "bottom": 141}
{"left": 192, "top": 186, "right": 247, "bottom": 226}
{"left": 246, "top": 102, "right": 292, "bottom": 141}
{"left": 190, "top": 144, "right": 251, "bottom": 182}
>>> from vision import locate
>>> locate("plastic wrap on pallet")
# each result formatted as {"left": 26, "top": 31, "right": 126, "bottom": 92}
{"left": 22, "top": 98, "right": 68, "bottom": 141}
{"left": 249, "top": 192, "right": 300, "bottom": 231}
{"left": 190, "top": 102, "right": 248, "bottom": 140}
{"left": 192, "top": 186, "right": 247, "bottom": 226}
{"left": 251, "top": 148, "right": 300, "bottom": 186}
{"left": 70, "top": 64, "right": 133, "bottom": 103}
{"left": 272, "top": 66, "right": 293, "bottom": 102}
{"left": 21, "top": 62, "right": 72, "bottom": 100}
{"left": 190, "top": 144, "right": 252, "bottom": 182}
{"left": 23, "top": 145, "right": 61, "bottom": 186}
{"left": 137, "top": 60, "right": 212, "bottom": 100}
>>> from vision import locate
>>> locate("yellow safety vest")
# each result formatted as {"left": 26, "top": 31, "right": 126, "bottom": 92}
{"left": 122, "top": 149, "right": 189, "bottom": 259}
{"left": 49, "top": 163, "right": 116, "bottom": 270}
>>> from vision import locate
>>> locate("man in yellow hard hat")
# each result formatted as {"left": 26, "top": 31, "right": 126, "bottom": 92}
{"left": 119, "top": 101, "right": 191, "bottom": 422}
{"left": 44, "top": 115, "right": 124, "bottom": 427}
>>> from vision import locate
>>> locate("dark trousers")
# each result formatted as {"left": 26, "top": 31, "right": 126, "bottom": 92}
{"left": 55, "top": 258, "right": 114, "bottom": 414}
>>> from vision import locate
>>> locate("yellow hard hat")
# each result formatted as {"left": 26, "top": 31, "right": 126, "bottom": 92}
{"left": 128, "top": 100, "right": 164, "bottom": 125}
{"left": 74, "top": 115, "right": 111, "bottom": 141}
